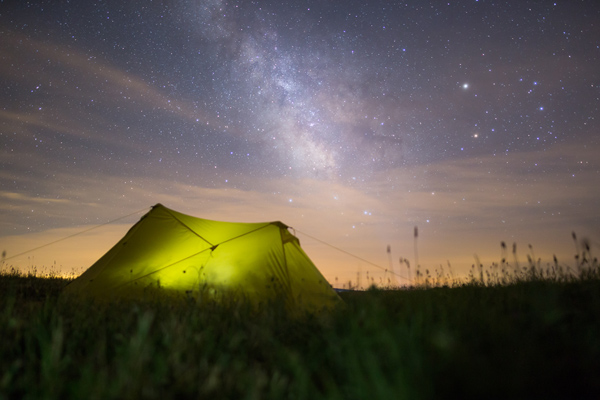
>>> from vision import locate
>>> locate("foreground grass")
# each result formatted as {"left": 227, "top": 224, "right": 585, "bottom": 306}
{"left": 1, "top": 268, "right": 600, "bottom": 399}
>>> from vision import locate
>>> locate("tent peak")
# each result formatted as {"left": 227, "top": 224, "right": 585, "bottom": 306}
{"left": 270, "top": 221, "right": 289, "bottom": 230}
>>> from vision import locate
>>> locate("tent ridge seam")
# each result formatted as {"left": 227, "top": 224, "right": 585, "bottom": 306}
{"left": 161, "top": 206, "right": 215, "bottom": 246}
{"left": 212, "top": 223, "right": 273, "bottom": 247}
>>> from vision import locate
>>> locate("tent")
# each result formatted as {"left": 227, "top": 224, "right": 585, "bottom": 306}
{"left": 64, "top": 204, "right": 341, "bottom": 311}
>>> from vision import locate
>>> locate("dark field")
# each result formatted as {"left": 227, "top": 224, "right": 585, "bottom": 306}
{"left": 1, "top": 263, "right": 599, "bottom": 399}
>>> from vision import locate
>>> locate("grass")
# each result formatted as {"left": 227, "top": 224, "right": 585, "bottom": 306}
{"left": 1, "top": 253, "right": 600, "bottom": 399}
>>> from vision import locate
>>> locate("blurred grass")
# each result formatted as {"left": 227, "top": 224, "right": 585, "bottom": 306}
{"left": 1, "top": 258, "right": 600, "bottom": 399}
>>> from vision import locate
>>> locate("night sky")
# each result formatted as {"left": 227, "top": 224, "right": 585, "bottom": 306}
{"left": 2, "top": 1, "right": 599, "bottom": 285}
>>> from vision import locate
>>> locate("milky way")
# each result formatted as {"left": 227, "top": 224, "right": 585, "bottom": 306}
{"left": 1, "top": 1, "right": 599, "bottom": 282}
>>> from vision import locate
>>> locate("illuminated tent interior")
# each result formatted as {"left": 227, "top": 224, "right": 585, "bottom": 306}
{"left": 64, "top": 204, "right": 341, "bottom": 311}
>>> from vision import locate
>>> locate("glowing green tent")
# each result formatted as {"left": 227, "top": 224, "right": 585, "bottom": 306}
{"left": 65, "top": 204, "right": 341, "bottom": 311}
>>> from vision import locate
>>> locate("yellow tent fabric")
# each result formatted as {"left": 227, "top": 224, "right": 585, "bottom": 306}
{"left": 64, "top": 204, "right": 341, "bottom": 311}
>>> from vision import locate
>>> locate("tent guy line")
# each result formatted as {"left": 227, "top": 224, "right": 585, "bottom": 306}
{"left": 3, "top": 206, "right": 151, "bottom": 263}
{"left": 294, "top": 229, "right": 412, "bottom": 284}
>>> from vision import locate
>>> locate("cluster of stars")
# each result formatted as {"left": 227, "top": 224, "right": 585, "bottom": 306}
{"left": 0, "top": 0, "right": 598, "bottom": 253}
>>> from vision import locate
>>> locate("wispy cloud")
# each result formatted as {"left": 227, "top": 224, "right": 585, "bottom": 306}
{"left": 1, "top": 32, "right": 216, "bottom": 125}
